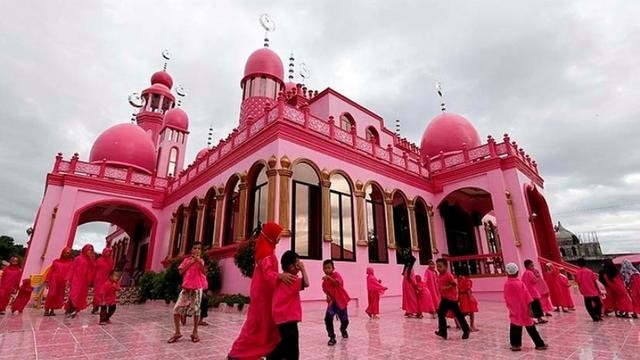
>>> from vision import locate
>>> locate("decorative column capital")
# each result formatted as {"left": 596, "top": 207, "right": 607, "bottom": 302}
{"left": 278, "top": 169, "right": 293, "bottom": 177}
{"left": 280, "top": 155, "right": 291, "bottom": 170}
{"left": 267, "top": 155, "right": 278, "bottom": 169}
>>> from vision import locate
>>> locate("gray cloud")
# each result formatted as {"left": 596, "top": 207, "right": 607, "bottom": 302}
{"left": 1, "top": 1, "right": 639, "bottom": 254}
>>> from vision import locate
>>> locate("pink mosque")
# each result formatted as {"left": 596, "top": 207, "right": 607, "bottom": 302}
{"left": 21, "top": 40, "right": 570, "bottom": 305}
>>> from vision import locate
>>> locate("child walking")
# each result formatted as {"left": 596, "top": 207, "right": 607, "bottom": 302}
{"left": 415, "top": 275, "right": 435, "bottom": 318}
{"left": 503, "top": 263, "right": 547, "bottom": 352}
{"left": 11, "top": 279, "right": 33, "bottom": 314}
{"left": 322, "top": 259, "right": 350, "bottom": 346}
{"left": 0, "top": 256, "right": 22, "bottom": 314}
{"left": 168, "top": 242, "right": 208, "bottom": 344}
{"left": 575, "top": 258, "right": 603, "bottom": 321}
{"left": 365, "top": 267, "right": 387, "bottom": 318}
{"left": 99, "top": 271, "right": 121, "bottom": 325}
{"left": 401, "top": 255, "right": 419, "bottom": 317}
{"left": 521, "top": 260, "right": 547, "bottom": 324}
{"left": 434, "top": 258, "right": 470, "bottom": 340}
{"left": 557, "top": 269, "right": 575, "bottom": 311}
{"left": 268, "top": 251, "right": 309, "bottom": 360}
{"left": 457, "top": 267, "right": 479, "bottom": 331}
{"left": 423, "top": 260, "right": 440, "bottom": 319}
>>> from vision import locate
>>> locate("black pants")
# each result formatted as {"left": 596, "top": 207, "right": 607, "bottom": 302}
{"left": 584, "top": 296, "right": 603, "bottom": 321}
{"left": 324, "top": 304, "right": 349, "bottom": 339}
{"left": 510, "top": 324, "right": 545, "bottom": 347}
{"left": 530, "top": 299, "right": 544, "bottom": 318}
{"left": 267, "top": 322, "right": 299, "bottom": 360}
{"left": 99, "top": 305, "right": 116, "bottom": 323}
{"left": 437, "top": 298, "right": 470, "bottom": 337}
{"left": 200, "top": 294, "right": 209, "bottom": 319}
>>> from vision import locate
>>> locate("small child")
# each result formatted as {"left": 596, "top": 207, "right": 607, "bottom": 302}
{"left": 322, "top": 259, "right": 350, "bottom": 346}
{"left": 415, "top": 275, "right": 435, "bottom": 319}
{"left": 503, "top": 263, "right": 547, "bottom": 352}
{"left": 269, "top": 251, "right": 309, "bottom": 360}
{"left": 574, "top": 258, "right": 603, "bottom": 321}
{"left": 457, "top": 267, "right": 479, "bottom": 331}
{"left": 11, "top": 279, "right": 33, "bottom": 314}
{"left": 521, "top": 260, "right": 547, "bottom": 324}
{"left": 434, "top": 259, "right": 470, "bottom": 340}
{"left": 99, "top": 271, "right": 121, "bottom": 325}
{"left": 365, "top": 267, "right": 387, "bottom": 318}
{"left": 423, "top": 260, "right": 441, "bottom": 319}
{"left": 557, "top": 269, "right": 575, "bottom": 311}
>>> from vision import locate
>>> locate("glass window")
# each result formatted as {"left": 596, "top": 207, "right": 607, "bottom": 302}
{"left": 292, "top": 162, "right": 321, "bottom": 259}
{"left": 223, "top": 179, "right": 240, "bottom": 246}
{"left": 340, "top": 113, "right": 353, "bottom": 132}
{"left": 167, "top": 148, "right": 178, "bottom": 177}
{"left": 330, "top": 174, "right": 355, "bottom": 261}
{"left": 366, "top": 184, "right": 388, "bottom": 263}
{"left": 259, "top": 77, "right": 266, "bottom": 96}
{"left": 249, "top": 167, "right": 268, "bottom": 234}
{"left": 366, "top": 127, "right": 380, "bottom": 145}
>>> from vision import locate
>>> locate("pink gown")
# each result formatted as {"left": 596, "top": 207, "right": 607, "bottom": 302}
{"left": 402, "top": 270, "right": 419, "bottom": 314}
{"left": 45, "top": 256, "right": 73, "bottom": 310}
{"left": 534, "top": 269, "right": 553, "bottom": 312}
{"left": 503, "top": 277, "right": 534, "bottom": 327}
{"left": 557, "top": 274, "right": 575, "bottom": 308}
{"left": 365, "top": 268, "right": 386, "bottom": 316}
{"left": 544, "top": 267, "right": 562, "bottom": 307}
{"left": 458, "top": 277, "right": 479, "bottom": 313}
{"left": 11, "top": 279, "right": 33, "bottom": 313}
{"left": 423, "top": 268, "right": 441, "bottom": 307}
{"left": 628, "top": 274, "right": 640, "bottom": 314}
{"left": 416, "top": 279, "right": 435, "bottom": 313}
{"left": 0, "top": 263, "right": 22, "bottom": 311}
{"left": 66, "top": 245, "right": 96, "bottom": 312}
{"left": 92, "top": 248, "right": 114, "bottom": 308}
{"left": 605, "top": 275, "right": 634, "bottom": 313}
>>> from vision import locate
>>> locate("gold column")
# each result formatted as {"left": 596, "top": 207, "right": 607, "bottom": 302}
{"left": 427, "top": 203, "right": 438, "bottom": 254}
{"left": 179, "top": 208, "right": 189, "bottom": 255}
{"left": 505, "top": 190, "right": 522, "bottom": 247}
{"left": 41, "top": 206, "right": 59, "bottom": 260}
{"left": 407, "top": 198, "right": 419, "bottom": 251}
{"left": 278, "top": 156, "right": 292, "bottom": 237}
{"left": 321, "top": 169, "right": 332, "bottom": 242}
{"left": 166, "top": 215, "right": 176, "bottom": 259}
{"left": 266, "top": 155, "right": 278, "bottom": 222}
{"left": 213, "top": 186, "right": 225, "bottom": 247}
{"left": 354, "top": 180, "right": 368, "bottom": 246}
{"left": 236, "top": 172, "right": 249, "bottom": 242}
{"left": 194, "top": 197, "right": 204, "bottom": 243}
{"left": 384, "top": 190, "right": 396, "bottom": 249}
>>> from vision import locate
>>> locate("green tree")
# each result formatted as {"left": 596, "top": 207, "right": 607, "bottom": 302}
{"left": 0, "top": 235, "right": 26, "bottom": 262}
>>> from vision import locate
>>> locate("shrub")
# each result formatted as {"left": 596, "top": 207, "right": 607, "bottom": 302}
{"left": 161, "top": 260, "right": 182, "bottom": 304}
{"left": 234, "top": 239, "right": 256, "bottom": 278}
{"left": 138, "top": 271, "right": 163, "bottom": 302}
{"left": 202, "top": 252, "right": 222, "bottom": 291}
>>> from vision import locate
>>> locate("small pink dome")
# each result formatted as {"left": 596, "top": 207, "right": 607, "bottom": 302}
{"left": 89, "top": 124, "right": 157, "bottom": 173}
{"left": 164, "top": 108, "right": 189, "bottom": 131}
{"left": 151, "top": 70, "right": 173, "bottom": 89}
{"left": 142, "top": 83, "right": 175, "bottom": 101}
{"left": 196, "top": 147, "right": 209, "bottom": 160}
{"left": 419, "top": 112, "right": 481, "bottom": 163}
{"left": 243, "top": 48, "right": 284, "bottom": 83}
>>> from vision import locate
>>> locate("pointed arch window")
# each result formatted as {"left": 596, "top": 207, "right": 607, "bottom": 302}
{"left": 247, "top": 165, "right": 268, "bottom": 235}
{"left": 292, "top": 162, "right": 322, "bottom": 260}
{"left": 366, "top": 184, "right": 388, "bottom": 263}
{"left": 222, "top": 176, "right": 240, "bottom": 246}
{"left": 330, "top": 174, "right": 355, "bottom": 261}
{"left": 339, "top": 113, "right": 355, "bottom": 132}
{"left": 167, "top": 147, "right": 178, "bottom": 177}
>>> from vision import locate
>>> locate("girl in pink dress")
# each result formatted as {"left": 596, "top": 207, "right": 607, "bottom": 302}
{"left": 365, "top": 267, "right": 387, "bottom": 318}
{"left": 544, "top": 263, "right": 564, "bottom": 312}
{"left": 415, "top": 275, "right": 435, "bottom": 318}
{"left": 0, "top": 256, "right": 22, "bottom": 314}
{"left": 557, "top": 269, "right": 575, "bottom": 310}
{"left": 620, "top": 260, "right": 640, "bottom": 317}
{"left": 602, "top": 259, "right": 634, "bottom": 317}
{"left": 228, "top": 222, "right": 295, "bottom": 360}
{"left": 457, "top": 267, "right": 479, "bottom": 331}
{"left": 92, "top": 247, "right": 114, "bottom": 314}
{"left": 401, "top": 256, "right": 419, "bottom": 317}
{"left": 533, "top": 267, "right": 553, "bottom": 316}
{"left": 10, "top": 279, "right": 33, "bottom": 313}
{"left": 423, "top": 260, "right": 441, "bottom": 319}
{"left": 44, "top": 247, "right": 73, "bottom": 316}
{"left": 65, "top": 244, "right": 96, "bottom": 317}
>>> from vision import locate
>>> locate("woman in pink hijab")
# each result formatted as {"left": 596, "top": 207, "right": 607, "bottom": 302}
{"left": 423, "top": 259, "right": 441, "bottom": 318}
{"left": 65, "top": 244, "right": 96, "bottom": 317}
{"left": 91, "top": 247, "right": 115, "bottom": 314}
{"left": 544, "top": 263, "right": 564, "bottom": 312}
{"left": 228, "top": 222, "right": 296, "bottom": 360}
{"left": 365, "top": 267, "right": 387, "bottom": 318}
{"left": 401, "top": 256, "right": 419, "bottom": 317}
{"left": 0, "top": 256, "right": 22, "bottom": 314}
{"left": 44, "top": 247, "right": 74, "bottom": 316}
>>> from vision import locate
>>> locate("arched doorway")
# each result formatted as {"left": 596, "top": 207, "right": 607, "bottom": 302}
{"left": 185, "top": 197, "right": 199, "bottom": 253}
{"left": 330, "top": 173, "right": 355, "bottom": 261}
{"left": 366, "top": 182, "right": 388, "bottom": 263}
{"left": 246, "top": 162, "right": 268, "bottom": 237}
{"left": 526, "top": 186, "right": 562, "bottom": 262}
{"left": 222, "top": 175, "right": 241, "bottom": 246}
{"left": 291, "top": 161, "right": 322, "bottom": 260}
{"left": 172, "top": 205, "right": 185, "bottom": 256}
{"left": 392, "top": 191, "right": 411, "bottom": 264}
{"left": 414, "top": 198, "right": 432, "bottom": 265}
{"left": 202, "top": 188, "right": 217, "bottom": 248}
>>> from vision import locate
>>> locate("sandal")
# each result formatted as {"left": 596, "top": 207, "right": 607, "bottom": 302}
{"left": 191, "top": 334, "right": 200, "bottom": 343}
{"left": 167, "top": 334, "right": 182, "bottom": 343}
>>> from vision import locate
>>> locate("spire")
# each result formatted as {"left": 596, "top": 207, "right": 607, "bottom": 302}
{"left": 162, "top": 49, "right": 171, "bottom": 71}
{"left": 259, "top": 14, "right": 276, "bottom": 48}
{"left": 436, "top": 82, "right": 446, "bottom": 112}
{"left": 288, "top": 53, "right": 295, "bottom": 81}
{"left": 207, "top": 124, "right": 213, "bottom": 147}
{"left": 176, "top": 85, "right": 186, "bottom": 107}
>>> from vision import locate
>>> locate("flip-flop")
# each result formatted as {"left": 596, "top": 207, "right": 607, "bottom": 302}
{"left": 191, "top": 334, "right": 200, "bottom": 343}
{"left": 167, "top": 334, "right": 182, "bottom": 343}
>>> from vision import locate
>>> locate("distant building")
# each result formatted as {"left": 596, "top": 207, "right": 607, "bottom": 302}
{"left": 555, "top": 222, "right": 611, "bottom": 270}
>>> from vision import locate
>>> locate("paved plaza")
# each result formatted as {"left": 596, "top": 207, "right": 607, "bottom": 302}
{"left": 0, "top": 300, "right": 638, "bottom": 359}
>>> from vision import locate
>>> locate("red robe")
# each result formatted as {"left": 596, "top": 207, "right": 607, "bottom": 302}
{"left": 0, "top": 263, "right": 22, "bottom": 311}
{"left": 11, "top": 279, "right": 33, "bottom": 313}
{"left": 92, "top": 248, "right": 114, "bottom": 307}
{"left": 66, "top": 245, "right": 96, "bottom": 311}
{"left": 628, "top": 274, "right": 640, "bottom": 314}
{"left": 543, "top": 266, "right": 562, "bottom": 307}
{"left": 458, "top": 277, "right": 479, "bottom": 313}
{"left": 45, "top": 250, "right": 73, "bottom": 310}
{"left": 423, "top": 268, "right": 441, "bottom": 308}
{"left": 557, "top": 274, "right": 575, "bottom": 308}
{"left": 365, "top": 268, "right": 386, "bottom": 316}
{"left": 416, "top": 278, "right": 435, "bottom": 313}
{"left": 228, "top": 222, "right": 282, "bottom": 360}
{"left": 605, "top": 274, "right": 633, "bottom": 313}
{"left": 401, "top": 270, "right": 419, "bottom": 314}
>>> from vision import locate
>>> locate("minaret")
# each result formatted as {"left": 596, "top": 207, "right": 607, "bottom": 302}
{"left": 136, "top": 53, "right": 176, "bottom": 144}
{"left": 156, "top": 86, "right": 188, "bottom": 178}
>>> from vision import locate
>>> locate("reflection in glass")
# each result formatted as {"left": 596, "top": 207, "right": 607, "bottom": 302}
{"left": 330, "top": 174, "right": 354, "bottom": 261}
{"left": 366, "top": 183, "right": 388, "bottom": 263}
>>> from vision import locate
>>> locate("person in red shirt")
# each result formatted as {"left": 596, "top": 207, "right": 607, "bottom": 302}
{"left": 98, "top": 270, "right": 121, "bottom": 325}
{"left": 434, "top": 258, "right": 470, "bottom": 340}
{"left": 268, "top": 251, "right": 309, "bottom": 360}
{"left": 322, "top": 259, "right": 350, "bottom": 346}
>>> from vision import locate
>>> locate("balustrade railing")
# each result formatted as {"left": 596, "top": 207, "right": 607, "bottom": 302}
{"left": 443, "top": 253, "right": 506, "bottom": 278}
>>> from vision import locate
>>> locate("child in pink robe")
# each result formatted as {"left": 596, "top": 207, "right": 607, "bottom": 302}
{"left": 602, "top": 259, "right": 634, "bottom": 317}
{"left": 423, "top": 260, "right": 440, "bottom": 319}
{"left": 533, "top": 267, "right": 553, "bottom": 315}
{"left": 543, "top": 263, "right": 563, "bottom": 311}
{"left": 522, "top": 260, "right": 547, "bottom": 324}
{"left": 575, "top": 258, "right": 603, "bottom": 321}
{"left": 228, "top": 222, "right": 290, "bottom": 360}
{"left": 92, "top": 247, "right": 115, "bottom": 314}
{"left": 457, "top": 267, "right": 479, "bottom": 331}
{"left": 503, "top": 263, "right": 547, "bottom": 352}
{"left": 620, "top": 260, "right": 640, "bottom": 317}
{"left": 434, "top": 258, "right": 470, "bottom": 340}
{"left": 0, "top": 256, "right": 22, "bottom": 314}
{"left": 11, "top": 279, "right": 33, "bottom": 313}
{"left": 99, "top": 271, "right": 121, "bottom": 325}
{"left": 44, "top": 247, "right": 73, "bottom": 316}
{"left": 557, "top": 269, "right": 575, "bottom": 310}
{"left": 365, "top": 267, "right": 387, "bottom": 318}
{"left": 65, "top": 244, "right": 96, "bottom": 317}
{"left": 322, "top": 259, "right": 351, "bottom": 346}
{"left": 415, "top": 275, "right": 435, "bottom": 318}
{"left": 401, "top": 257, "right": 419, "bottom": 317}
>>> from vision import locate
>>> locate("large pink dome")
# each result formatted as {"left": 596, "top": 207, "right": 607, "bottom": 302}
{"left": 164, "top": 108, "right": 189, "bottom": 131}
{"left": 243, "top": 48, "right": 284, "bottom": 83}
{"left": 89, "top": 124, "right": 157, "bottom": 173}
{"left": 150, "top": 70, "right": 173, "bottom": 89}
{"left": 419, "top": 112, "right": 481, "bottom": 163}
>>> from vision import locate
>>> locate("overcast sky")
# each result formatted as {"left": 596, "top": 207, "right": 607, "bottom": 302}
{"left": 1, "top": 1, "right": 639, "bottom": 254}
